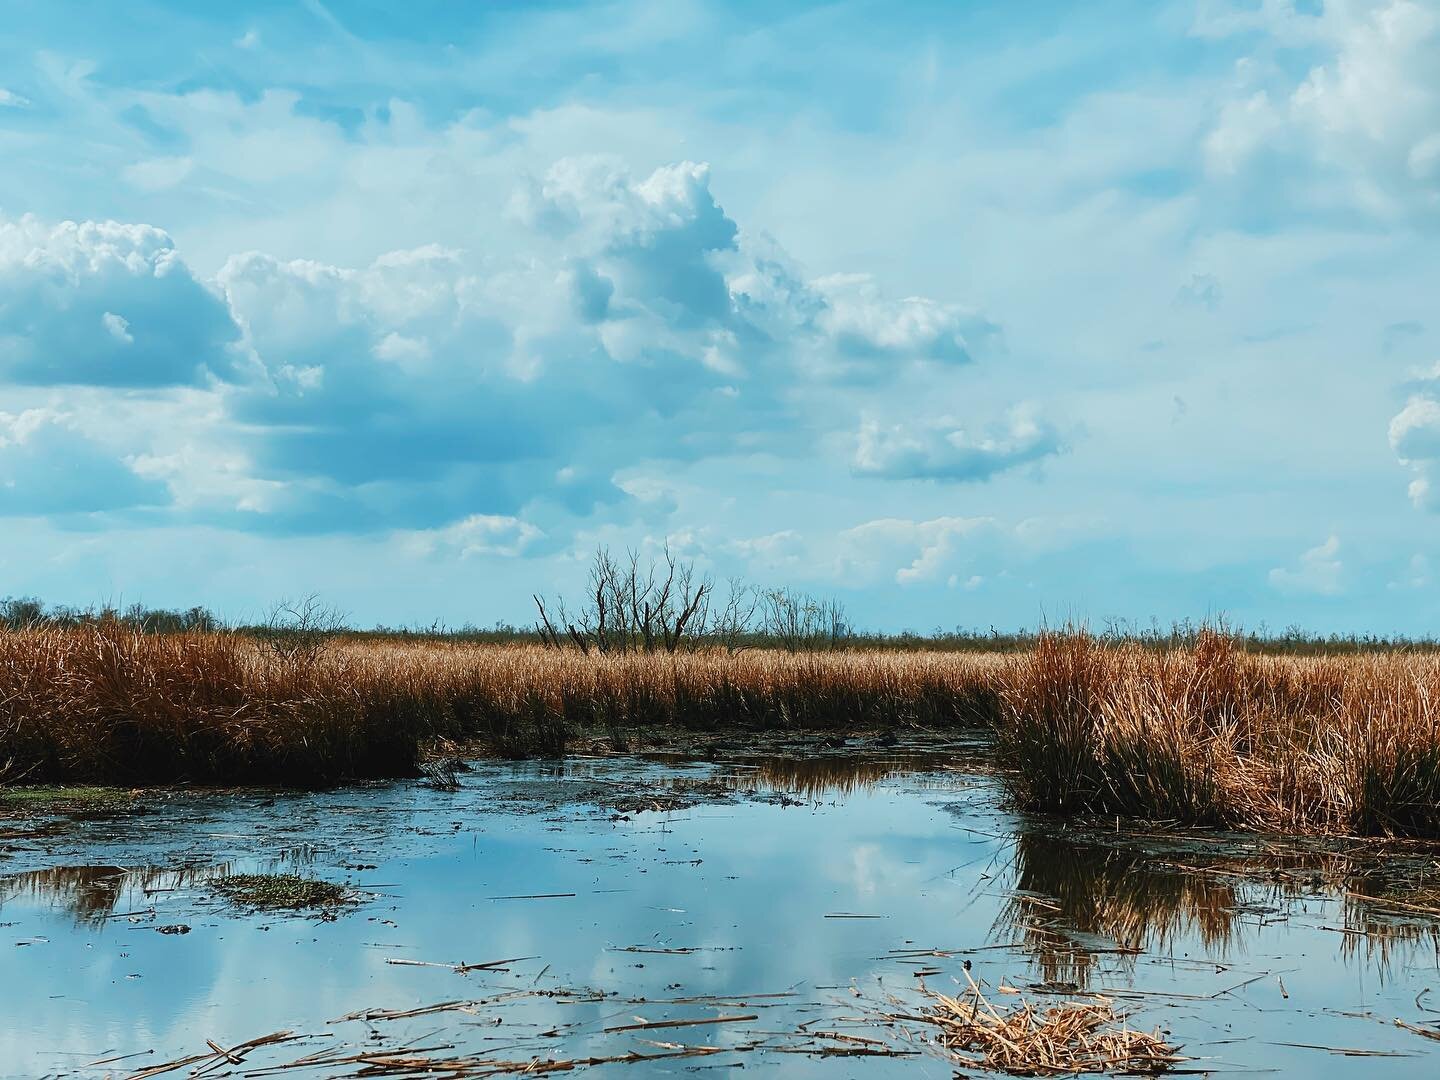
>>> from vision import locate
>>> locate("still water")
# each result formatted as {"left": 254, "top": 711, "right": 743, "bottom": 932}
{"left": 2, "top": 750, "right": 1439, "bottom": 1077}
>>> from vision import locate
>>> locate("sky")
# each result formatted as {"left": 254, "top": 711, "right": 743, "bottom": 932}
{"left": 1, "top": 0, "right": 1439, "bottom": 634}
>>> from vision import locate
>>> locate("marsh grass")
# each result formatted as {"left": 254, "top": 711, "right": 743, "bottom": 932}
{"left": 9, "top": 622, "right": 1440, "bottom": 836}
{"left": 998, "top": 629, "right": 1440, "bottom": 836}
{"left": 0, "top": 623, "right": 1003, "bottom": 786}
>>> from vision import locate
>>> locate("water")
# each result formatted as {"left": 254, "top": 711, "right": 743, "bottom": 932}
{"left": 2, "top": 749, "right": 1439, "bottom": 1077}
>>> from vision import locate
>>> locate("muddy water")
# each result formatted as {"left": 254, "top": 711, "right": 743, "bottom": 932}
{"left": 2, "top": 749, "right": 1439, "bottom": 1077}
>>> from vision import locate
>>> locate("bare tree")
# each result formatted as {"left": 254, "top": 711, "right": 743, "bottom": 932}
{"left": 257, "top": 595, "right": 348, "bottom": 666}
{"left": 760, "top": 588, "right": 850, "bottom": 652}
{"left": 533, "top": 545, "right": 714, "bottom": 654}
{"left": 534, "top": 594, "right": 566, "bottom": 650}
{"left": 704, "top": 577, "right": 759, "bottom": 652}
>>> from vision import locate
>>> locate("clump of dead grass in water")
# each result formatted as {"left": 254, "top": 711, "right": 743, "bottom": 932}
{"left": 887, "top": 977, "right": 1181, "bottom": 1076}
{"left": 998, "top": 628, "right": 1440, "bottom": 836}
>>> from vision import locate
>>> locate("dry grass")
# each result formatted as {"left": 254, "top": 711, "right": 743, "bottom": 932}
{"left": 0, "top": 623, "right": 1002, "bottom": 786}
{"left": 8, "top": 622, "right": 1440, "bottom": 837}
{"left": 886, "top": 977, "right": 1181, "bottom": 1075}
{"left": 999, "top": 629, "right": 1440, "bottom": 836}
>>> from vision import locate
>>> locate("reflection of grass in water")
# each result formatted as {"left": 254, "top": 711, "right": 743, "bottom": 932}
{"left": 1338, "top": 866, "right": 1440, "bottom": 969}
{"left": 722, "top": 756, "right": 936, "bottom": 799}
{"left": 0, "top": 846, "right": 321, "bottom": 924}
{"left": 0, "top": 864, "right": 217, "bottom": 926}
{"left": 1337, "top": 905, "right": 1440, "bottom": 970}
{"left": 998, "top": 832, "right": 1243, "bottom": 986}
{"left": 1000, "top": 829, "right": 1440, "bottom": 986}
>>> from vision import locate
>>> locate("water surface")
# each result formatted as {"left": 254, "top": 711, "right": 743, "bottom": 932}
{"left": 3, "top": 748, "right": 1439, "bottom": 1077}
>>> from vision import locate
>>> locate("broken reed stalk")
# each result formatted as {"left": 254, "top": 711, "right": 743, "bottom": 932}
{"left": 890, "top": 977, "right": 1182, "bottom": 1076}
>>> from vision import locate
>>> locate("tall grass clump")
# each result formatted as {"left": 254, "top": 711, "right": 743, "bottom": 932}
{"left": 998, "top": 628, "right": 1440, "bottom": 837}
{"left": 0, "top": 622, "right": 425, "bottom": 786}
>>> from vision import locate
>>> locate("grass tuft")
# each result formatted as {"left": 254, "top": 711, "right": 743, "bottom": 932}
{"left": 212, "top": 873, "right": 349, "bottom": 909}
{"left": 997, "top": 628, "right": 1440, "bottom": 836}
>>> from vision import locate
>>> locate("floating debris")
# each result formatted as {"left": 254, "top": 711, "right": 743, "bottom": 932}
{"left": 881, "top": 976, "right": 1183, "bottom": 1076}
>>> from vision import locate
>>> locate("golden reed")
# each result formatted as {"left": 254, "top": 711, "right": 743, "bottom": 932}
{"left": 0, "top": 623, "right": 1001, "bottom": 786}
{"left": 5, "top": 621, "right": 1440, "bottom": 837}
{"left": 999, "top": 629, "right": 1440, "bottom": 836}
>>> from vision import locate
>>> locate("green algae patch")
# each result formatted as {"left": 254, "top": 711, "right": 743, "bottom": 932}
{"left": 0, "top": 785, "right": 138, "bottom": 819}
{"left": 212, "top": 873, "right": 349, "bottom": 910}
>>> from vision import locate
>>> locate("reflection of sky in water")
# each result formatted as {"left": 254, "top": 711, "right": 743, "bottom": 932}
{"left": 0, "top": 757, "right": 1436, "bottom": 1077}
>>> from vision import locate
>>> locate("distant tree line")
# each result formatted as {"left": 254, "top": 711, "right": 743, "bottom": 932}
{"left": 4, "top": 563, "right": 1439, "bottom": 657}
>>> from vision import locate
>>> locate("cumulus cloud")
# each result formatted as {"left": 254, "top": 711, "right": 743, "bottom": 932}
{"left": 1268, "top": 535, "right": 1343, "bottom": 595}
{"left": 1204, "top": 1, "right": 1440, "bottom": 219}
{"left": 814, "top": 274, "right": 997, "bottom": 369}
{"left": 405, "top": 514, "right": 543, "bottom": 560}
{"left": 0, "top": 158, "right": 1026, "bottom": 544}
{"left": 828, "top": 512, "right": 1106, "bottom": 589}
{"left": 839, "top": 516, "right": 998, "bottom": 585}
{"left": 725, "top": 529, "right": 807, "bottom": 572}
{"left": 0, "top": 88, "right": 31, "bottom": 108}
{"left": 852, "top": 409, "right": 1062, "bottom": 482}
{"left": 0, "top": 409, "right": 168, "bottom": 515}
{"left": 203, "top": 160, "right": 1020, "bottom": 532}
{"left": 1389, "top": 388, "right": 1440, "bottom": 509}
{"left": 0, "top": 216, "right": 245, "bottom": 387}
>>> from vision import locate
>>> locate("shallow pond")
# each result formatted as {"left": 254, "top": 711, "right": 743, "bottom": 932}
{"left": 3, "top": 745, "right": 1440, "bottom": 1077}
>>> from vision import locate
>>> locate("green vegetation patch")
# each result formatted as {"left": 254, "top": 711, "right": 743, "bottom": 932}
{"left": 212, "top": 873, "right": 350, "bottom": 910}
{"left": 0, "top": 785, "right": 136, "bottom": 818}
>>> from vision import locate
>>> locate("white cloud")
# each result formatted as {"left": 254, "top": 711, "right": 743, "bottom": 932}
{"left": 726, "top": 530, "right": 806, "bottom": 572}
{"left": 1389, "top": 390, "right": 1440, "bottom": 509}
{"left": 101, "top": 312, "right": 133, "bottom": 344}
{"left": 1268, "top": 534, "right": 1343, "bottom": 595}
{"left": 122, "top": 156, "right": 196, "bottom": 192}
{"left": 1389, "top": 552, "right": 1432, "bottom": 590}
{"left": 0, "top": 408, "right": 167, "bottom": 515}
{"left": 406, "top": 515, "right": 542, "bottom": 559}
{"left": 813, "top": 274, "right": 995, "bottom": 368}
{"left": 0, "top": 215, "right": 245, "bottom": 387}
{"left": 839, "top": 516, "right": 997, "bottom": 585}
{"left": 0, "top": 88, "right": 31, "bottom": 108}
{"left": 0, "top": 146, "right": 1030, "bottom": 545}
{"left": 1205, "top": 1, "right": 1440, "bottom": 218}
{"left": 852, "top": 408, "right": 1062, "bottom": 482}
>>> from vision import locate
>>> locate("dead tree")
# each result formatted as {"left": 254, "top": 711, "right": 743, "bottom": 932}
{"left": 760, "top": 588, "right": 850, "bottom": 652}
{"left": 532, "top": 544, "right": 714, "bottom": 654}
{"left": 257, "top": 595, "right": 348, "bottom": 666}
{"left": 704, "top": 577, "right": 759, "bottom": 652}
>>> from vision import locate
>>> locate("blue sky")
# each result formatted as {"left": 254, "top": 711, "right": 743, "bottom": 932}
{"left": 2, "top": 0, "right": 1439, "bottom": 633}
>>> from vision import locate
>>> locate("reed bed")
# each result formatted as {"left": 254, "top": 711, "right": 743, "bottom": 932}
{"left": 999, "top": 630, "right": 1440, "bottom": 836}
{"left": 9, "top": 621, "right": 1440, "bottom": 838}
{"left": 0, "top": 623, "right": 1003, "bottom": 786}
